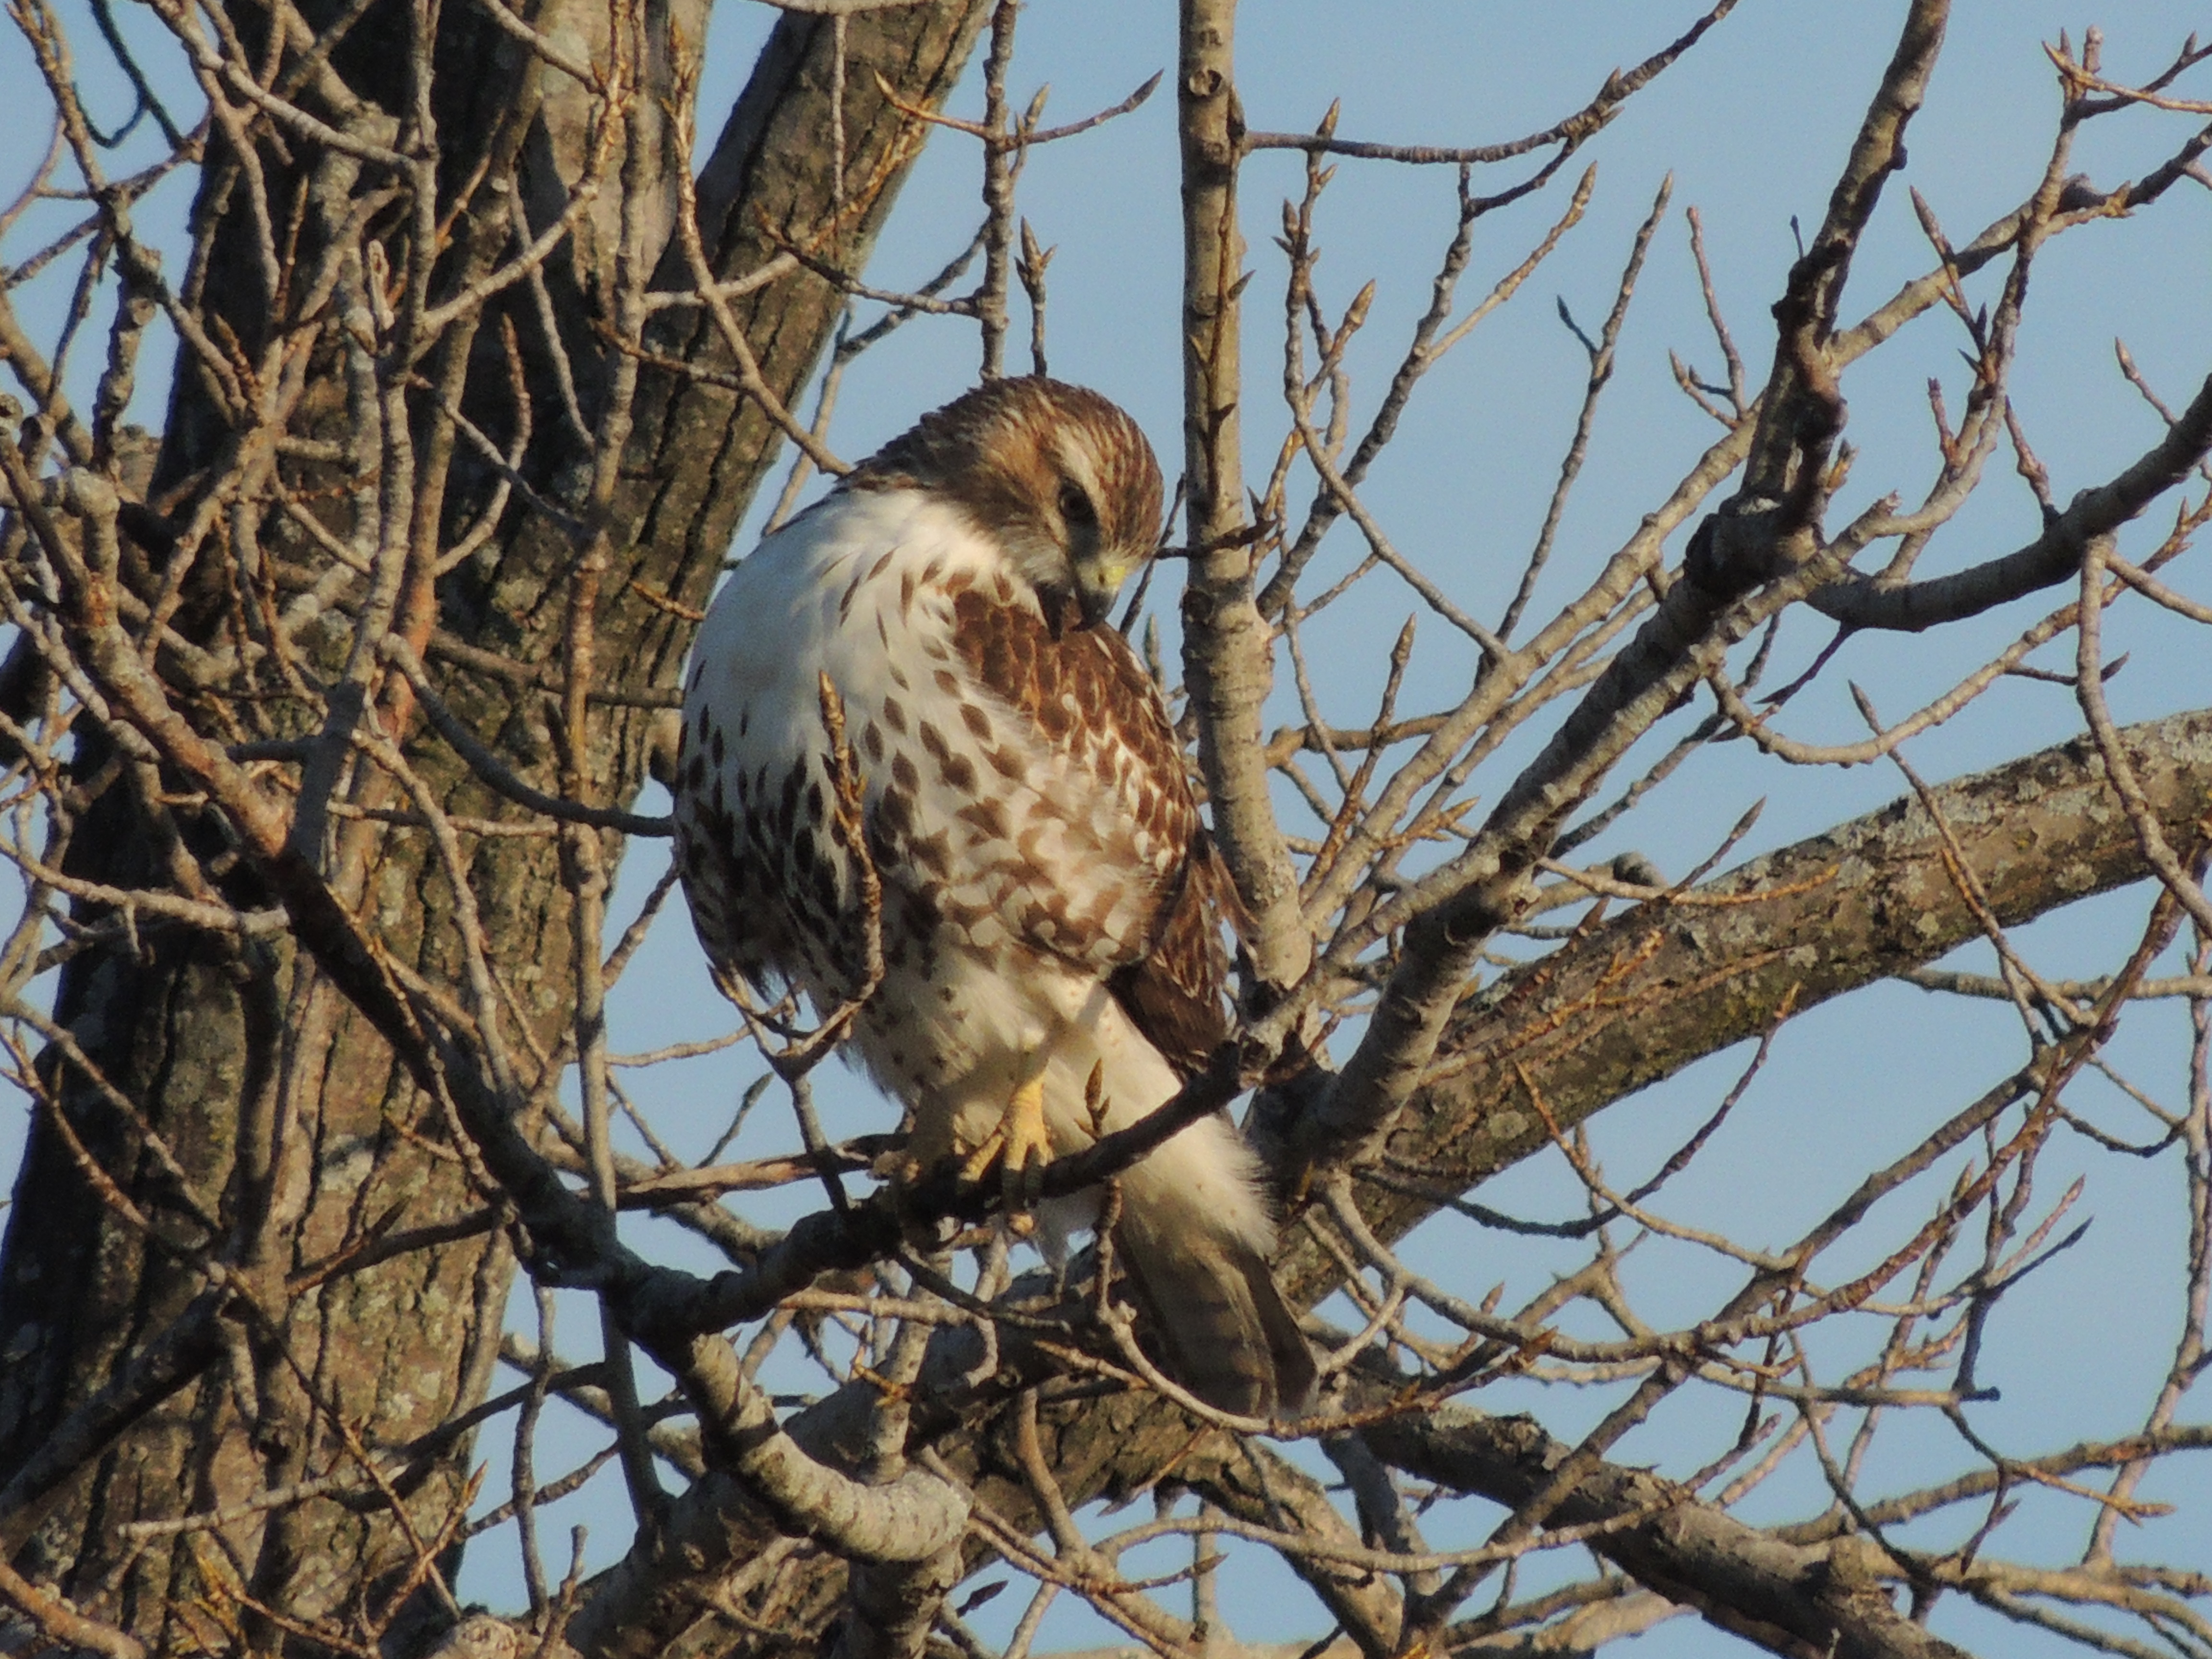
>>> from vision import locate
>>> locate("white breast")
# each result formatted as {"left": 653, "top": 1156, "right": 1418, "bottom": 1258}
{"left": 685, "top": 487, "right": 1002, "bottom": 773}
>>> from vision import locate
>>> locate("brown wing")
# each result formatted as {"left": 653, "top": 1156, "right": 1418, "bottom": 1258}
{"left": 1107, "top": 828, "right": 1233, "bottom": 1079}
{"left": 950, "top": 585, "right": 1229, "bottom": 1077}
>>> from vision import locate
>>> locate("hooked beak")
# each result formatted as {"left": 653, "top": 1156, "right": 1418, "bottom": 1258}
{"left": 1074, "top": 559, "right": 1134, "bottom": 630}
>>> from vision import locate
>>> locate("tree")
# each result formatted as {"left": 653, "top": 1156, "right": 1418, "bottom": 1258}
{"left": 0, "top": 0, "right": 2206, "bottom": 1655}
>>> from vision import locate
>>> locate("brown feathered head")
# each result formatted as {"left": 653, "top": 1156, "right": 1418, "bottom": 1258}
{"left": 847, "top": 377, "right": 1165, "bottom": 629}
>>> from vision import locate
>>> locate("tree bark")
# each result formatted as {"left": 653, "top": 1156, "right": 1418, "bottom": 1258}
{"left": 0, "top": 2, "right": 988, "bottom": 1643}
{"left": 1309, "top": 705, "right": 2212, "bottom": 1290}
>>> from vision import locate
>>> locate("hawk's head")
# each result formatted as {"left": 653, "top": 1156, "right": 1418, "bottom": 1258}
{"left": 848, "top": 377, "right": 1164, "bottom": 630}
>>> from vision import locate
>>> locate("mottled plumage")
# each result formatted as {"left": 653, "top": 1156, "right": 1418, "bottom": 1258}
{"left": 674, "top": 378, "right": 1313, "bottom": 1416}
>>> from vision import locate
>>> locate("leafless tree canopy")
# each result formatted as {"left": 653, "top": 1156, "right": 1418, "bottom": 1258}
{"left": 0, "top": 1, "right": 2208, "bottom": 1658}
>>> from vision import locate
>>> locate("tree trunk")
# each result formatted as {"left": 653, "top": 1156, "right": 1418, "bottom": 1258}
{"left": 0, "top": 3, "right": 988, "bottom": 1643}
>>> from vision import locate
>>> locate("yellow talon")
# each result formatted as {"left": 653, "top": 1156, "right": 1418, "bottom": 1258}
{"left": 961, "top": 1073, "right": 1051, "bottom": 1222}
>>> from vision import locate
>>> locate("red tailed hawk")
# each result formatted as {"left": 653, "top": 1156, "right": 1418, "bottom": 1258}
{"left": 673, "top": 377, "right": 1314, "bottom": 1417}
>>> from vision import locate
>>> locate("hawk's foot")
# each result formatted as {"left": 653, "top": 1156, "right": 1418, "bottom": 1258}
{"left": 960, "top": 1073, "right": 1050, "bottom": 1228}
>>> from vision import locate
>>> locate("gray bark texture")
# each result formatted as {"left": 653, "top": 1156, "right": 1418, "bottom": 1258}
{"left": 0, "top": 0, "right": 988, "bottom": 1645}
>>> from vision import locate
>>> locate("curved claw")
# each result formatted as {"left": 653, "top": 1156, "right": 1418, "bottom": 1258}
{"left": 961, "top": 1074, "right": 1050, "bottom": 1228}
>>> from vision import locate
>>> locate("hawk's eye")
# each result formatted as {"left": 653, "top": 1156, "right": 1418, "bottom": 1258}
{"left": 1058, "top": 481, "right": 1096, "bottom": 528}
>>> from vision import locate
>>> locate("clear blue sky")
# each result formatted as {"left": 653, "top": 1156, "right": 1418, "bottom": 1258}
{"left": 3, "top": 3, "right": 2208, "bottom": 1654}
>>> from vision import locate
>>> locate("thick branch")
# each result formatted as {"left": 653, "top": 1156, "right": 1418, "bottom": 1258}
{"left": 1365, "top": 1404, "right": 1973, "bottom": 1659}
{"left": 1286, "top": 706, "right": 2212, "bottom": 1290}
{"left": 0, "top": 2, "right": 992, "bottom": 1644}
{"left": 1178, "top": 0, "right": 1310, "bottom": 994}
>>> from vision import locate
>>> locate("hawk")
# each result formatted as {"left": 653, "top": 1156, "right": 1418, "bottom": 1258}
{"left": 674, "top": 377, "right": 1314, "bottom": 1417}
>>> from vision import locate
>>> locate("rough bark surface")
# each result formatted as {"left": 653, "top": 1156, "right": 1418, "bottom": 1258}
{"left": 1299, "top": 706, "right": 2212, "bottom": 1290}
{"left": 0, "top": 1, "right": 988, "bottom": 1640}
